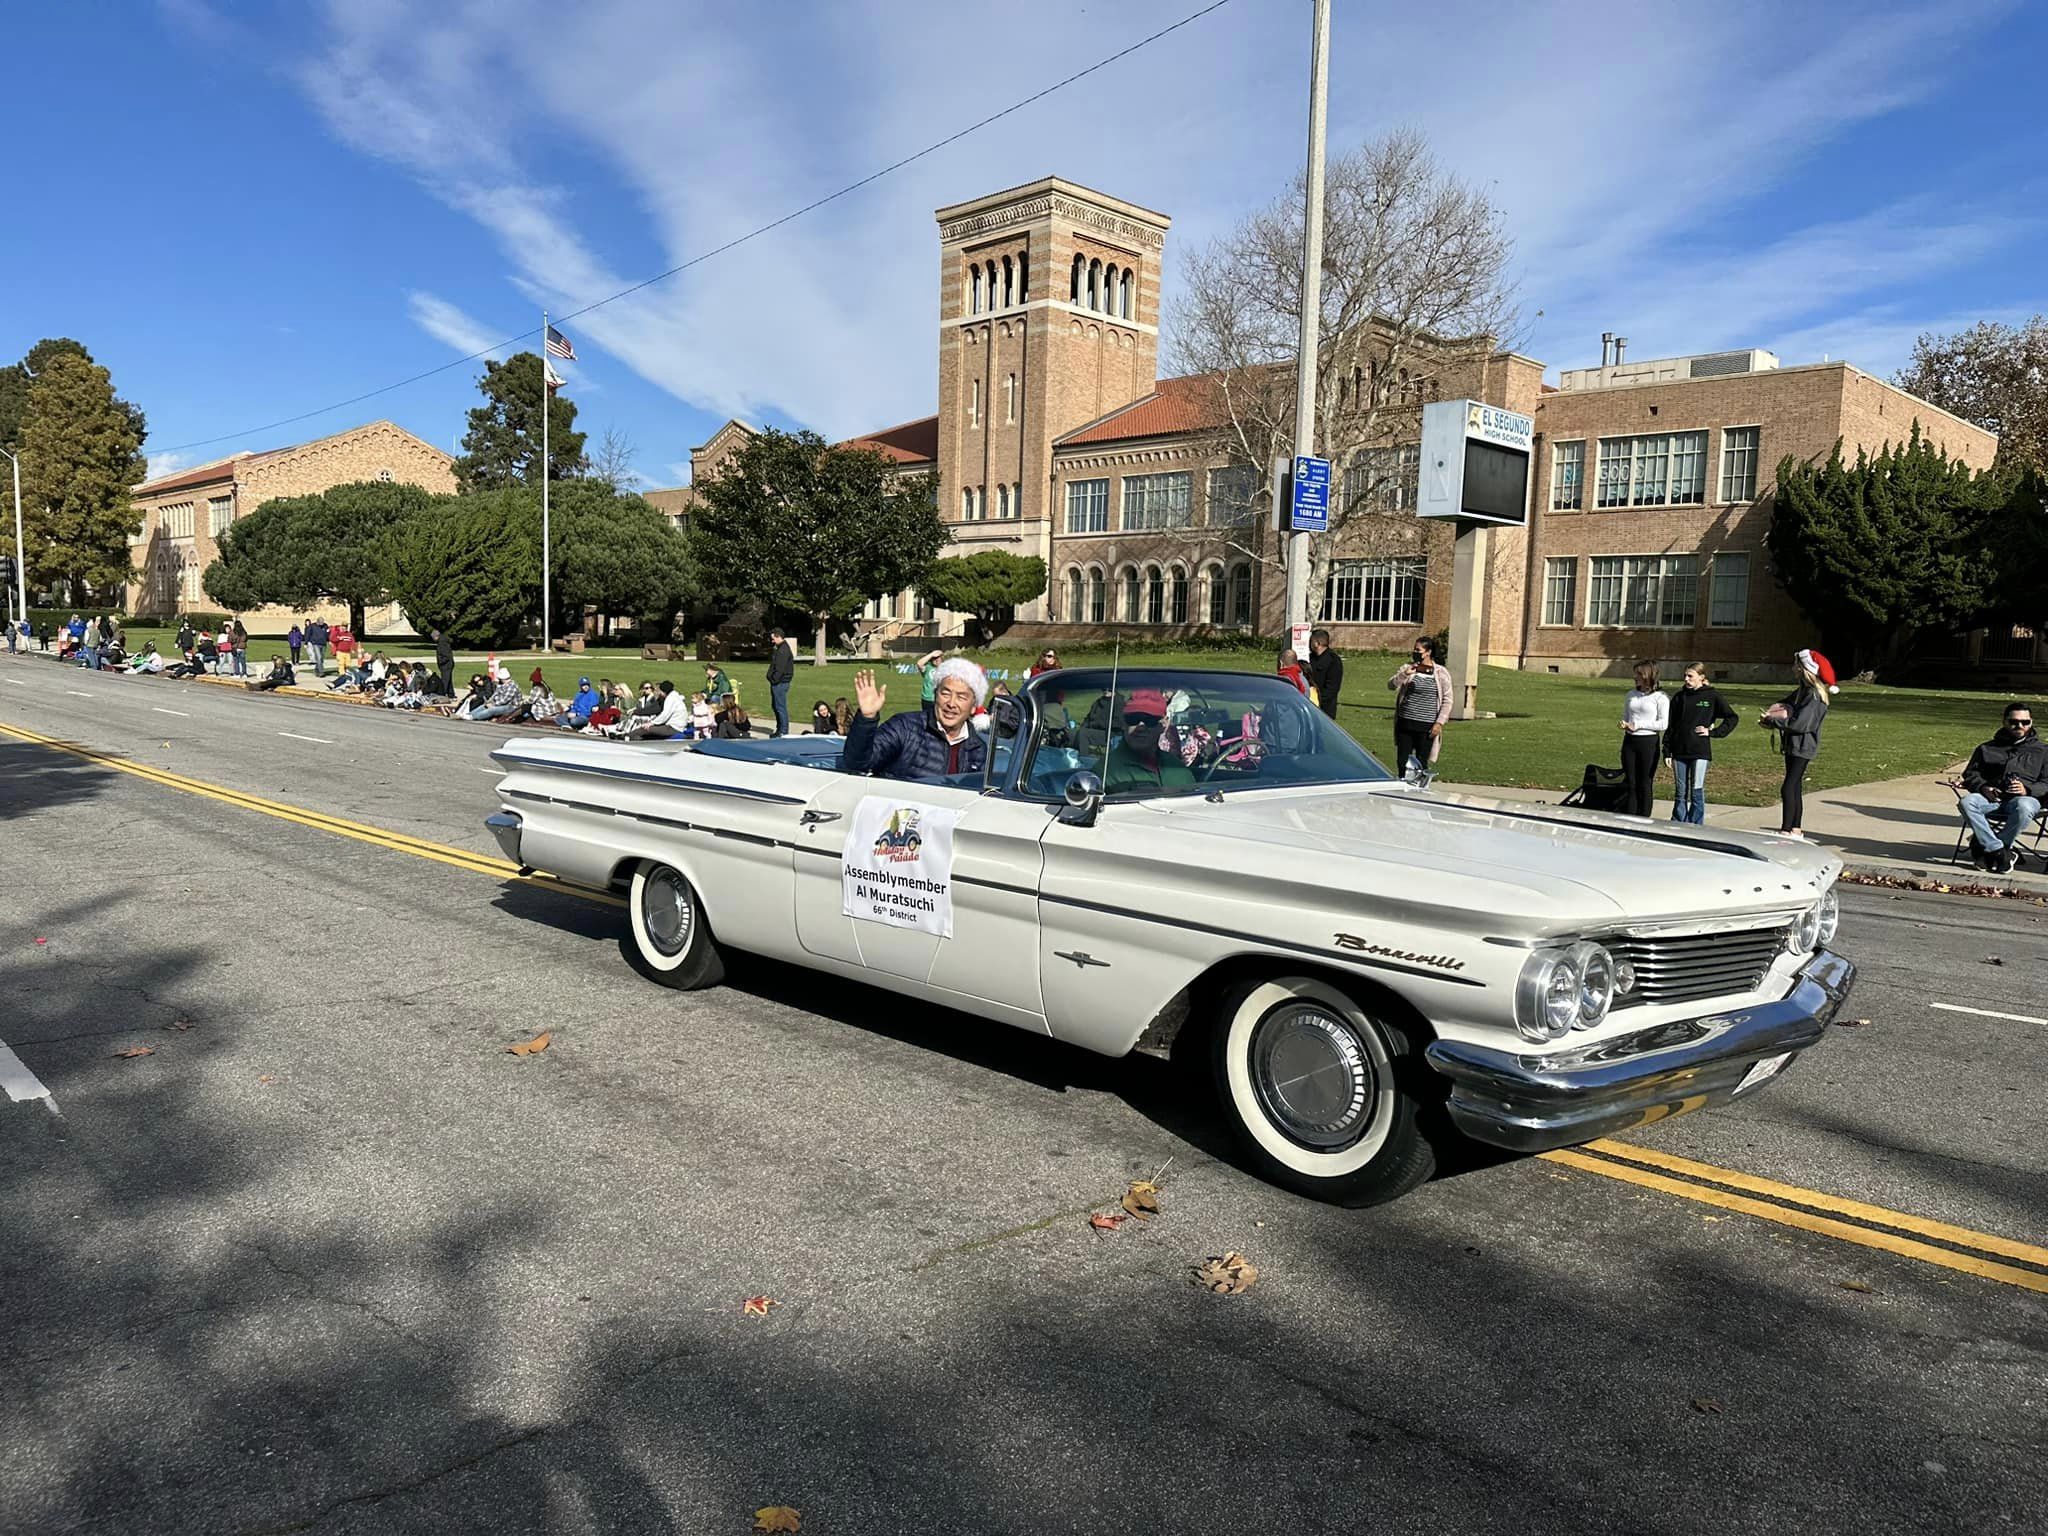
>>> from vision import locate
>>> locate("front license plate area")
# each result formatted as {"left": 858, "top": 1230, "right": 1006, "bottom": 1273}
{"left": 1735, "top": 1051, "right": 1792, "bottom": 1094}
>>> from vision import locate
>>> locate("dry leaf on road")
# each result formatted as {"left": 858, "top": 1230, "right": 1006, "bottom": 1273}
{"left": 504, "top": 1030, "right": 553, "bottom": 1056}
{"left": 110, "top": 1046, "right": 155, "bottom": 1060}
{"left": 1192, "top": 1251, "right": 1259, "bottom": 1294}
{"left": 1838, "top": 1280, "right": 1875, "bottom": 1294}
{"left": 741, "top": 1295, "right": 779, "bottom": 1317}
{"left": 1089, "top": 1212, "right": 1126, "bottom": 1232}
{"left": 1690, "top": 1397, "right": 1724, "bottom": 1414}
{"left": 1121, "top": 1179, "right": 1162, "bottom": 1220}
{"left": 1834, "top": 1017, "right": 1871, "bottom": 1029}
{"left": 753, "top": 1506, "right": 802, "bottom": 1532}
{"left": 1984, "top": 955, "right": 2005, "bottom": 966}
{"left": 164, "top": 1020, "right": 194, "bottom": 1032}
{"left": 257, "top": 1075, "right": 278, "bottom": 1085}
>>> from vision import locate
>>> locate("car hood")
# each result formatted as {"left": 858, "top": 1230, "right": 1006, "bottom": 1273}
{"left": 1138, "top": 784, "right": 1838, "bottom": 929}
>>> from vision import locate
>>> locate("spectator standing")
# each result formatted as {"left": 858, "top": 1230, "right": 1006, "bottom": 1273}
{"left": 306, "top": 617, "right": 330, "bottom": 676}
{"left": 766, "top": 628, "right": 795, "bottom": 737}
{"left": 176, "top": 617, "right": 196, "bottom": 655}
{"left": 1386, "top": 635, "right": 1451, "bottom": 774}
{"left": 230, "top": 618, "right": 249, "bottom": 677}
{"left": 1760, "top": 648, "right": 1836, "bottom": 839}
{"left": 1027, "top": 648, "right": 1062, "bottom": 679}
{"left": 1956, "top": 702, "right": 2044, "bottom": 873}
{"left": 1276, "top": 649, "right": 1309, "bottom": 695}
{"left": 81, "top": 615, "right": 101, "bottom": 671}
{"left": 287, "top": 623, "right": 303, "bottom": 664}
{"left": 690, "top": 693, "right": 716, "bottom": 737}
{"left": 433, "top": 628, "right": 455, "bottom": 698}
{"left": 915, "top": 647, "right": 946, "bottom": 724}
{"left": 1306, "top": 629, "right": 1344, "bottom": 721}
{"left": 1662, "top": 662, "right": 1739, "bottom": 825}
{"left": 1619, "top": 661, "right": 1670, "bottom": 818}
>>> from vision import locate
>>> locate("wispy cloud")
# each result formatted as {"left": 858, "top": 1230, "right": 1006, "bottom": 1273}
{"left": 406, "top": 291, "right": 502, "bottom": 358}
{"left": 146, "top": 450, "right": 193, "bottom": 480}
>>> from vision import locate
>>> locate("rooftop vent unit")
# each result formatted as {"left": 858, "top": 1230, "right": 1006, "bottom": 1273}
{"left": 1558, "top": 348, "right": 1780, "bottom": 392}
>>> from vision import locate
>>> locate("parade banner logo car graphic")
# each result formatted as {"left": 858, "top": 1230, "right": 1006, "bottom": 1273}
{"left": 843, "top": 797, "right": 961, "bottom": 937}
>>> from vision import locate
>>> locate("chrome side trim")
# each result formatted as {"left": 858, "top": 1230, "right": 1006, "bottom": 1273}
{"left": 488, "top": 751, "right": 809, "bottom": 805}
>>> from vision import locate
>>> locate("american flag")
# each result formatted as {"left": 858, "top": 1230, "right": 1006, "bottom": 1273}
{"left": 544, "top": 323, "right": 576, "bottom": 361}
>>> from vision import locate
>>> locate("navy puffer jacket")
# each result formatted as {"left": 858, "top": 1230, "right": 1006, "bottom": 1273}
{"left": 844, "top": 709, "right": 987, "bottom": 780}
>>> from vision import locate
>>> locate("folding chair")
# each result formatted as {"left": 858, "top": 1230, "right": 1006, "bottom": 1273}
{"left": 1946, "top": 779, "right": 2048, "bottom": 872}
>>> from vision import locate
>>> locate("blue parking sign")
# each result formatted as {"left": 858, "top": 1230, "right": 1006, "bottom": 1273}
{"left": 1290, "top": 455, "right": 1331, "bottom": 531}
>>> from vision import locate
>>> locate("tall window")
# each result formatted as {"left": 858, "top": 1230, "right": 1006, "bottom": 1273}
{"left": 1005, "top": 372, "right": 1016, "bottom": 424}
{"left": 1087, "top": 569, "right": 1105, "bottom": 622}
{"left": 1121, "top": 567, "right": 1139, "bottom": 620}
{"left": 961, "top": 488, "right": 974, "bottom": 521}
{"left": 1122, "top": 471, "right": 1192, "bottom": 530}
{"left": 1119, "top": 268, "right": 1132, "bottom": 319}
{"left": 1541, "top": 557, "right": 1577, "bottom": 625}
{"left": 1320, "top": 558, "right": 1427, "bottom": 624}
{"left": 968, "top": 378, "right": 980, "bottom": 428}
{"left": 1017, "top": 253, "right": 1028, "bottom": 303}
{"left": 1551, "top": 441, "right": 1584, "bottom": 510}
{"left": 1344, "top": 445, "right": 1421, "bottom": 512}
{"left": 1709, "top": 552, "right": 1750, "bottom": 627}
{"left": 1066, "top": 568, "right": 1082, "bottom": 621}
{"left": 1230, "top": 563, "right": 1253, "bottom": 624}
{"left": 207, "top": 496, "right": 233, "bottom": 536}
{"left": 1071, "top": 254, "right": 1083, "bottom": 302}
{"left": 970, "top": 266, "right": 981, "bottom": 314}
{"left": 1595, "top": 432, "right": 1710, "bottom": 507}
{"left": 1065, "top": 477, "right": 1109, "bottom": 533}
{"left": 1585, "top": 554, "right": 1701, "bottom": 627}
{"left": 995, "top": 484, "right": 1010, "bottom": 520}
{"left": 1170, "top": 567, "right": 1189, "bottom": 624}
{"left": 1145, "top": 566, "right": 1165, "bottom": 624}
{"left": 1002, "top": 256, "right": 1013, "bottom": 308}
{"left": 1208, "top": 464, "right": 1258, "bottom": 526}
{"left": 1205, "top": 564, "right": 1227, "bottom": 624}
{"left": 1088, "top": 258, "right": 1101, "bottom": 310}
{"left": 1721, "top": 426, "right": 1760, "bottom": 503}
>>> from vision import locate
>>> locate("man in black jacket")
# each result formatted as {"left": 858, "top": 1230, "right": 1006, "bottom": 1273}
{"left": 1662, "top": 662, "right": 1739, "bottom": 824}
{"left": 765, "top": 628, "right": 795, "bottom": 737}
{"left": 1958, "top": 702, "right": 2045, "bottom": 873}
{"left": 433, "top": 628, "right": 455, "bottom": 699}
{"left": 1306, "top": 629, "right": 1343, "bottom": 721}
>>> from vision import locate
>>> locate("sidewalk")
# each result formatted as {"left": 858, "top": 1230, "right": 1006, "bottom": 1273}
{"left": 1432, "top": 772, "right": 2048, "bottom": 897}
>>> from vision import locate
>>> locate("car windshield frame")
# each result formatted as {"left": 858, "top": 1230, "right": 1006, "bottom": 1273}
{"left": 1011, "top": 667, "right": 1395, "bottom": 802}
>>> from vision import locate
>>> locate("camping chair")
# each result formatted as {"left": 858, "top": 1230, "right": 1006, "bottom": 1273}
{"left": 1944, "top": 778, "right": 2048, "bottom": 872}
{"left": 1561, "top": 764, "right": 1630, "bottom": 812}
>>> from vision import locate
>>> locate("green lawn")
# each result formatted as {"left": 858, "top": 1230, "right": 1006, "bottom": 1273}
{"left": 76, "top": 632, "right": 2004, "bottom": 806}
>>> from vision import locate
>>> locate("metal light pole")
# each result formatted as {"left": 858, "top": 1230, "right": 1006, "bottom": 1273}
{"left": 1283, "top": 0, "right": 1332, "bottom": 638}
{"left": 0, "top": 448, "right": 24, "bottom": 633}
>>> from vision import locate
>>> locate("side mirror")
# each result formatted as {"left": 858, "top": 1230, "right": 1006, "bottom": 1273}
{"left": 1058, "top": 770, "right": 1104, "bottom": 826}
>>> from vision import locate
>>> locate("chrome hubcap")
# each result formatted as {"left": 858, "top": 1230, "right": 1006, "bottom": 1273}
{"left": 1249, "top": 1003, "right": 1378, "bottom": 1149}
{"left": 642, "top": 868, "right": 693, "bottom": 957}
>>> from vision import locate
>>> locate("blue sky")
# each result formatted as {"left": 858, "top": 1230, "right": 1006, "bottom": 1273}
{"left": 6, "top": 0, "right": 2041, "bottom": 489}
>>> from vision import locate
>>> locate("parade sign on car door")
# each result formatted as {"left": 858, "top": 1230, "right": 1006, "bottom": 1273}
{"left": 842, "top": 797, "right": 961, "bottom": 937}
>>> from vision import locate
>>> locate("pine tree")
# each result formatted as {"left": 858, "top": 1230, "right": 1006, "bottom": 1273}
{"left": 17, "top": 351, "right": 148, "bottom": 599}
{"left": 453, "top": 352, "right": 587, "bottom": 492}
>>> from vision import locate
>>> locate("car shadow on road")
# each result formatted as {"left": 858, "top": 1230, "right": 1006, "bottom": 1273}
{"left": 0, "top": 738, "right": 120, "bottom": 822}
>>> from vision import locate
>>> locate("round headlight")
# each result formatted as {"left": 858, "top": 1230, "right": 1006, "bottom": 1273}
{"left": 1569, "top": 942, "right": 1616, "bottom": 1030}
{"left": 1612, "top": 953, "right": 1637, "bottom": 996}
{"left": 1793, "top": 900, "right": 1823, "bottom": 954}
{"left": 1815, "top": 887, "right": 1840, "bottom": 947}
{"left": 1517, "top": 949, "right": 1583, "bottom": 1040}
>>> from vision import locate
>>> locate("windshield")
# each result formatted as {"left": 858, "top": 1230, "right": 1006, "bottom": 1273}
{"left": 1020, "top": 668, "right": 1394, "bottom": 800}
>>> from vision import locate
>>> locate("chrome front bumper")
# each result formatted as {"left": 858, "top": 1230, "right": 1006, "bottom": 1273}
{"left": 1425, "top": 949, "right": 1856, "bottom": 1154}
{"left": 485, "top": 810, "right": 524, "bottom": 864}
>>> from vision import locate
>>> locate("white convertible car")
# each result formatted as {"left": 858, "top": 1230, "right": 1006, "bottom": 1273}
{"left": 487, "top": 667, "right": 1855, "bottom": 1206}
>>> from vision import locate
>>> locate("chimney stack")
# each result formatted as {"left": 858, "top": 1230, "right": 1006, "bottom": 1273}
{"left": 1601, "top": 331, "right": 1613, "bottom": 368}
{"left": 1614, "top": 336, "right": 1628, "bottom": 364}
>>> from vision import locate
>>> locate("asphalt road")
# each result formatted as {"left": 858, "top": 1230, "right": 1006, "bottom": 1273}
{"left": 2, "top": 652, "right": 2043, "bottom": 1535}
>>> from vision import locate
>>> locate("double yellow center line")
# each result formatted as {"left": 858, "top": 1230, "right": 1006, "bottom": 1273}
{"left": 4, "top": 717, "right": 2040, "bottom": 1293}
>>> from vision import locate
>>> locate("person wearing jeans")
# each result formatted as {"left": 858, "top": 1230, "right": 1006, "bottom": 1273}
{"left": 467, "top": 673, "right": 524, "bottom": 723}
{"left": 765, "top": 628, "right": 795, "bottom": 738}
{"left": 1663, "top": 661, "right": 1739, "bottom": 825}
{"left": 1618, "top": 660, "right": 1669, "bottom": 818}
{"left": 1957, "top": 702, "right": 2045, "bottom": 874}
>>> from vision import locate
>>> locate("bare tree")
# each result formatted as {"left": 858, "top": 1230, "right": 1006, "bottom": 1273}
{"left": 1170, "top": 129, "right": 1517, "bottom": 606}
{"left": 588, "top": 427, "right": 641, "bottom": 491}
{"left": 1892, "top": 316, "right": 2048, "bottom": 476}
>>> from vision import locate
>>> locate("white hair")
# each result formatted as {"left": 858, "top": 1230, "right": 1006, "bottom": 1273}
{"left": 930, "top": 656, "right": 990, "bottom": 706}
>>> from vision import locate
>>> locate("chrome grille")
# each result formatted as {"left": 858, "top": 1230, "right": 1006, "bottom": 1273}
{"left": 1609, "top": 924, "right": 1789, "bottom": 1008}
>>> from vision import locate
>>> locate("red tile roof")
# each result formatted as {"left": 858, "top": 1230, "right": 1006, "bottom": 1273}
{"left": 134, "top": 454, "right": 258, "bottom": 495}
{"left": 1056, "top": 372, "right": 1228, "bottom": 447}
{"left": 841, "top": 414, "right": 938, "bottom": 464}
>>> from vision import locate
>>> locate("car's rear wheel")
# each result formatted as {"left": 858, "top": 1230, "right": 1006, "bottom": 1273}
{"left": 1211, "top": 976, "right": 1434, "bottom": 1207}
{"left": 626, "top": 861, "right": 725, "bottom": 990}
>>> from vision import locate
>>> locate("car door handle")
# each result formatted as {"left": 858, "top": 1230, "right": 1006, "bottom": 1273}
{"left": 800, "top": 809, "right": 842, "bottom": 825}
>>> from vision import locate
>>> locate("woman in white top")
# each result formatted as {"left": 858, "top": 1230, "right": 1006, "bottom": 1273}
{"left": 1618, "top": 660, "right": 1670, "bottom": 817}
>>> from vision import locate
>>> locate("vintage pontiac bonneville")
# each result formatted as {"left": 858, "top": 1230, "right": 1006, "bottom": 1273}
{"left": 487, "top": 667, "right": 1855, "bottom": 1206}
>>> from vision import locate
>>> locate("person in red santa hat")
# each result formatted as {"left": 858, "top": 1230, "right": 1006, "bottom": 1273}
{"left": 1758, "top": 648, "right": 1837, "bottom": 837}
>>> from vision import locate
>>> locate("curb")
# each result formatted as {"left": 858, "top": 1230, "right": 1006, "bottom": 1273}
{"left": 1840, "top": 859, "right": 2048, "bottom": 902}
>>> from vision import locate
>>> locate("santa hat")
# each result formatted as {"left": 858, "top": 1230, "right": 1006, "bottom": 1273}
{"left": 1795, "top": 648, "right": 1839, "bottom": 693}
{"left": 930, "top": 656, "right": 990, "bottom": 706}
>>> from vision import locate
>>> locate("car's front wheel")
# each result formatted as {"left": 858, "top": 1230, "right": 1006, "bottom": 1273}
{"left": 625, "top": 861, "right": 725, "bottom": 990}
{"left": 1211, "top": 976, "right": 1434, "bottom": 1207}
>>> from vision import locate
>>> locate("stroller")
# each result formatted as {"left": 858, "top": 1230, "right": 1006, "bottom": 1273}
{"left": 1561, "top": 763, "right": 1630, "bottom": 812}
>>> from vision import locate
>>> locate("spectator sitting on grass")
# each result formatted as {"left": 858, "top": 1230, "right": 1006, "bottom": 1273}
{"left": 382, "top": 661, "right": 428, "bottom": 709}
{"left": 832, "top": 697, "right": 852, "bottom": 736}
{"left": 125, "top": 642, "right": 165, "bottom": 676}
{"left": 247, "top": 653, "right": 295, "bottom": 693}
{"left": 555, "top": 676, "right": 603, "bottom": 730}
{"left": 627, "top": 680, "right": 690, "bottom": 740}
{"left": 715, "top": 698, "right": 752, "bottom": 739}
{"left": 467, "top": 669, "right": 524, "bottom": 723}
{"left": 523, "top": 669, "right": 565, "bottom": 726}
{"left": 441, "top": 674, "right": 489, "bottom": 718}
{"left": 165, "top": 646, "right": 206, "bottom": 679}
{"left": 810, "top": 700, "right": 836, "bottom": 734}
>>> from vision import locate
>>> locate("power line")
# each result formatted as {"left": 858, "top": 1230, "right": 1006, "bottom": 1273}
{"left": 157, "top": 0, "right": 1237, "bottom": 457}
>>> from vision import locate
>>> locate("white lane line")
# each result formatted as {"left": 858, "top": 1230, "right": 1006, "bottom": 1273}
{"left": 1930, "top": 1002, "right": 2048, "bottom": 1026}
{"left": 477, "top": 766, "right": 506, "bottom": 776}
{"left": 153, "top": 707, "right": 190, "bottom": 717}
{"left": 278, "top": 731, "right": 334, "bottom": 745}
{"left": 65, "top": 689, "right": 91, "bottom": 698}
{"left": 2, "top": 677, "right": 27, "bottom": 686}
{"left": 0, "top": 1041, "right": 55, "bottom": 1107}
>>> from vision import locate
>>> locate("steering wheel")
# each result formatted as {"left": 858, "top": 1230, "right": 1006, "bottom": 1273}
{"left": 1196, "top": 735, "right": 1268, "bottom": 784}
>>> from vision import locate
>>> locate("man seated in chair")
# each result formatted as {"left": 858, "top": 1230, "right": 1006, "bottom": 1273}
{"left": 845, "top": 659, "right": 988, "bottom": 780}
{"left": 1959, "top": 701, "right": 2045, "bottom": 873}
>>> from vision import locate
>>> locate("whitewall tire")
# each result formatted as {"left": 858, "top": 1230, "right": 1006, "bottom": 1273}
{"left": 1211, "top": 976, "right": 1433, "bottom": 1207}
{"left": 626, "top": 861, "right": 725, "bottom": 990}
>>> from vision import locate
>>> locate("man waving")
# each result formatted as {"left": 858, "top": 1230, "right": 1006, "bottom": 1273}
{"left": 844, "top": 659, "right": 989, "bottom": 780}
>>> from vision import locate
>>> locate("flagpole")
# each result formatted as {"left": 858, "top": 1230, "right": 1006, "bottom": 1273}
{"left": 541, "top": 310, "right": 551, "bottom": 655}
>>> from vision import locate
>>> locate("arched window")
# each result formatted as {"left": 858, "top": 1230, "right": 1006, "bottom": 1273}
{"left": 1067, "top": 568, "right": 1083, "bottom": 621}
{"left": 1169, "top": 565, "right": 1189, "bottom": 624}
{"left": 1002, "top": 256, "right": 1013, "bottom": 308}
{"left": 1145, "top": 565, "right": 1164, "bottom": 624}
{"left": 1120, "top": 268, "right": 1132, "bottom": 319}
{"left": 996, "top": 484, "right": 1010, "bottom": 520}
{"left": 1230, "top": 563, "right": 1253, "bottom": 624}
{"left": 1088, "top": 258, "right": 1101, "bottom": 311}
{"left": 1121, "top": 566, "right": 1140, "bottom": 621}
{"left": 970, "top": 266, "right": 981, "bottom": 314}
{"left": 1205, "top": 564, "right": 1226, "bottom": 624}
{"left": 1004, "top": 372, "right": 1015, "bottom": 424}
{"left": 1087, "top": 568, "right": 1106, "bottom": 623}
{"left": 961, "top": 487, "right": 974, "bottom": 520}
{"left": 1017, "top": 253, "right": 1028, "bottom": 303}
{"left": 1071, "top": 254, "right": 1083, "bottom": 303}
{"left": 1010, "top": 481, "right": 1022, "bottom": 518}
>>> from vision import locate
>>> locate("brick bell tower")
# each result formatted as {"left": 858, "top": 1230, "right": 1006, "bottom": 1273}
{"left": 933, "top": 178, "right": 1170, "bottom": 621}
